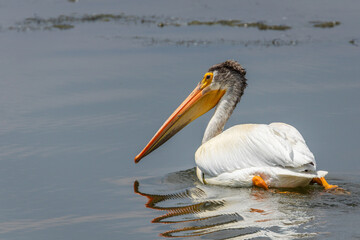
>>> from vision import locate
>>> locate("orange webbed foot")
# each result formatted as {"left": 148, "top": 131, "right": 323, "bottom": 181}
{"left": 252, "top": 176, "right": 269, "bottom": 190}
{"left": 312, "top": 177, "right": 337, "bottom": 190}
{"left": 312, "top": 177, "right": 350, "bottom": 194}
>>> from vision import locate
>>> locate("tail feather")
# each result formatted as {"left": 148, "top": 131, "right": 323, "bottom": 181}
{"left": 316, "top": 170, "right": 328, "bottom": 178}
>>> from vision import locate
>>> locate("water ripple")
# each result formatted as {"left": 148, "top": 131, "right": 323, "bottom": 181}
{"left": 133, "top": 168, "right": 359, "bottom": 239}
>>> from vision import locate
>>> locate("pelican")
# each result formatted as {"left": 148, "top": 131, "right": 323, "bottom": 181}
{"left": 134, "top": 60, "right": 337, "bottom": 190}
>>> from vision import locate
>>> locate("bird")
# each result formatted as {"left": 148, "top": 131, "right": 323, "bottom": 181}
{"left": 134, "top": 60, "right": 337, "bottom": 190}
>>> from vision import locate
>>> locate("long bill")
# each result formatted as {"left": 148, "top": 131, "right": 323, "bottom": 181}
{"left": 134, "top": 84, "right": 225, "bottom": 163}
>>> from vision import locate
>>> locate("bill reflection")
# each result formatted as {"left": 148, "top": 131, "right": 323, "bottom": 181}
{"left": 134, "top": 168, "right": 318, "bottom": 239}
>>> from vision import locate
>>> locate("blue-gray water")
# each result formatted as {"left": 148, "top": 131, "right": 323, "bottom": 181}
{"left": 0, "top": 0, "right": 359, "bottom": 239}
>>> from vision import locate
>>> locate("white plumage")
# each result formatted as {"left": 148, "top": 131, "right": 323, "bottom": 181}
{"left": 195, "top": 123, "right": 327, "bottom": 188}
{"left": 135, "top": 60, "right": 335, "bottom": 190}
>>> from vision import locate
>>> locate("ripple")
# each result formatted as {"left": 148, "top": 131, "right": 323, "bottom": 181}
{"left": 133, "top": 168, "right": 354, "bottom": 239}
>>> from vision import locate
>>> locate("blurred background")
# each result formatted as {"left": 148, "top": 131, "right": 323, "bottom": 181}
{"left": 0, "top": 0, "right": 359, "bottom": 239}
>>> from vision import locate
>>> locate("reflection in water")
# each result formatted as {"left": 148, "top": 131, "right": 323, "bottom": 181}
{"left": 134, "top": 168, "right": 322, "bottom": 239}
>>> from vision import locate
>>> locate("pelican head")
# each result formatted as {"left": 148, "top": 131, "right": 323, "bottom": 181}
{"left": 135, "top": 60, "right": 247, "bottom": 163}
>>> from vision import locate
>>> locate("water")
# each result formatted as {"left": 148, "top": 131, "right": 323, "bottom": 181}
{"left": 0, "top": 0, "right": 359, "bottom": 239}
{"left": 133, "top": 169, "right": 359, "bottom": 239}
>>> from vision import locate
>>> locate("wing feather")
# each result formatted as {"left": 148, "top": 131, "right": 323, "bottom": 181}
{"left": 195, "top": 123, "right": 316, "bottom": 177}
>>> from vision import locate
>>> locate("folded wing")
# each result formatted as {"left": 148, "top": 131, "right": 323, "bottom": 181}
{"left": 195, "top": 123, "right": 316, "bottom": 177}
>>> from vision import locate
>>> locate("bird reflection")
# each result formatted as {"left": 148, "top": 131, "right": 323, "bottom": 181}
{"left": 134, "top": 168, "right": 318, "bottom": 239}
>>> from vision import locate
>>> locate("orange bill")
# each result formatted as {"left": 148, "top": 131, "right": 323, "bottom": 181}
{"left": 134, "top": 83, "right": 225, "bottom": 163}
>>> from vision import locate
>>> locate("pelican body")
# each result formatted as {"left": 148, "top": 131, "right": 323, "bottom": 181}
{"left": 135, "top": 60, "right": 336, "bottom": 190}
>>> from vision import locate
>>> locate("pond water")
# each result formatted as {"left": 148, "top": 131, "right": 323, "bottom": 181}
{"left": 0, "top": 0, "right": 359, "bottom": 239}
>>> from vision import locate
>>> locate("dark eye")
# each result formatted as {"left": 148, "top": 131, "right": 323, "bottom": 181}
{"left": 206, "top": 75, "right": 211, "bottom": 80}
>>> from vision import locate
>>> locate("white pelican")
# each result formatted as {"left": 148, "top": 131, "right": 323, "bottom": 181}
{"left": 135, "top": 60, "right": 337, "bottom": 190}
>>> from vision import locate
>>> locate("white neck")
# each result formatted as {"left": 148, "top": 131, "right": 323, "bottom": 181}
{"left": 202, "top": 93, "right": 238, "bottom": 144}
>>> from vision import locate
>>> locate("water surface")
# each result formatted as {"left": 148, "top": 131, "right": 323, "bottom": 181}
{"left": 133, "top": 169, "right": 359, "bottom": 239}
{"left": 0, "top": 0, "right": 359, "bottom": 239}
